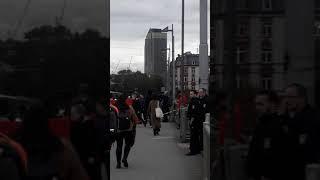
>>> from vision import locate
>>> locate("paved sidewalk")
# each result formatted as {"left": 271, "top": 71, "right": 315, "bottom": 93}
{"left": 109, "top": 122, "right": 202, "bottom": 180}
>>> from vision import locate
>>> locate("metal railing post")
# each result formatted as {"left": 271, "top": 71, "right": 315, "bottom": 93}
{"left": 203, "top": 113, "right": 210, "bottom": 180}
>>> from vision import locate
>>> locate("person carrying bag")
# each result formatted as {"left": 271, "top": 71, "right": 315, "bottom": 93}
{"left": 148, "top": 94, "right": 162, "bottom": 136}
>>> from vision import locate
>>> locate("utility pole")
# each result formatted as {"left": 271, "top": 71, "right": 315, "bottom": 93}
{"left": 167, "top": 46, "right": 171, "bottom": 91}
{"left": 161, "top": 25, "right": 175, "bottom": 104}
{"left": 199, "top": 0, "right": 209, "bottom": 90}
{"left": 172, "top": 24, "right": 175, "bottom": 102}
{"left": 181, "top": 0, "right": 185, "bottom": 92}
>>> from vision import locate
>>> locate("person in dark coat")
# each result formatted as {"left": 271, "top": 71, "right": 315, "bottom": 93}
{"left": 70, "top": 103, "right": 102, "bottom": 180}
{"left": 247, "top": 90, "right": 283, "bottom": 180}
{"left": 186, "top": 90, "right": 202, "bottom": 156}
{"left": 197, "top": 88, "right": 209, "bottom": 151}
{"left": 277, "top": 83, "right": 320, "bottom": 180}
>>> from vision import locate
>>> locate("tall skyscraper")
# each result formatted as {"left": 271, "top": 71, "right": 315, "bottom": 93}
{"left": 144, "top": 28, "right": 167, "bottom": 85}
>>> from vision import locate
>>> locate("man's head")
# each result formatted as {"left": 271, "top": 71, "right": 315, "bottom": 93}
{"left": 190, "top": 90, "right": 197, "bottom": 98}
{"left": 255, "top": 90, "right": 279, "bottom": 116}
{"left": 284, "top": 83, "right": 308, "bottom": 112}
{"left": 198, "top": 88, "right": 206, "bottom": 98}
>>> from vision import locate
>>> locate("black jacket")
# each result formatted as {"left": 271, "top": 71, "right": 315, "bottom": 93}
{"left": 198, "top": 96, "right": 209, "bottom": 121}
{"left": 187, "top": 97, "right": 200, "bottom": 119}
{"left": 277, "top": 106, "right": 320, "bottom": 180}
{"left": 247, "top": 113, "right": 283, "bottom": 180}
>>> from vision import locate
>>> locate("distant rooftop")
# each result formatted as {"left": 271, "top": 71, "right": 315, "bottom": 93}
{"left": 148, "top": 28, "right": 163, "bottom": 33}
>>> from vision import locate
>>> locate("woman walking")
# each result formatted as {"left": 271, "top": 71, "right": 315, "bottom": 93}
{"left": 148, "top": 94, "right": 162, "bottom": 136}
{"left": 115, "top": 95, "right": 139, "bottom": 169}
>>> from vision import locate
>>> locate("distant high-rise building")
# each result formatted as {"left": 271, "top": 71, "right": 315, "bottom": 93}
{"left": 144, "top": 28, "right": 167, "bottom": 85}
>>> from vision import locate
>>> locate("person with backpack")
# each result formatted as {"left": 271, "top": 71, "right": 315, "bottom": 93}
{"left": 17, "top": 103, "right": 89, "bottom": 180}
{"left": 148, "top": 94, "right": 162, "bottom": 136}
{"left": 70, "top": 103, "right": 102, "bottom": 180}
{"left": 115, "top": 95, "right": 139, "bottom": 169}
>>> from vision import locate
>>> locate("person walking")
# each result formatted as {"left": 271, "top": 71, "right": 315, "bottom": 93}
{"left": 148, "top": 94, "right": 162, "bottom": 136}
{"left": 186, "top": 90, "right": 202, "bottom": 156}
{"left": 70, "top": 103, "right": 102, "bottom": 180}
{"left": 115, "top": 95, "right": 139, "bottom": 169}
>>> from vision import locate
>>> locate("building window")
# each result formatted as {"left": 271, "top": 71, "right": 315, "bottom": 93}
{"left": 262, "top": 23, "right": 272, "bottom": 37}
{"left": 192, "top": 67, "right": 195, "bottom": 74}
{"left": 238, "top": 23, "right": 248, "bottom": 36}
{"left": 236, "top": 47, "right": 248, "bottom": 64}
{"left": 184, "top": 67, "right": 188, "bottom": 74}
{"left": 192, "top": 61, "right": 195, "bottom": 65}
{"left": 262, "top": 0, "right": 272, "bottom": 10}
{"left": 184, "top": 76, "right": 187, "bottom": 82}
{"left": 261, "top": 50, "right": 272, "bottom": 63}
{"left": 262, "top": 77, "right": 272, "bottom": 90}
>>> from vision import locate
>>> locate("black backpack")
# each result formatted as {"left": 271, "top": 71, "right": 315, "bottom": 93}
{"left": 118, "top": 109, "right": 131, "bottom": 131}
{"left": 109, "top": 107, "right": 118, "bottom": 133}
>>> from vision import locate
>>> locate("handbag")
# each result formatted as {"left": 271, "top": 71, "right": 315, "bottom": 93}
{"left": 155, "top": 101, "right": 164, "bottom": 118}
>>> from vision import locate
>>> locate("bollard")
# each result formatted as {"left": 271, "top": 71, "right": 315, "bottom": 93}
{"left": 203, "top": 113, "right": 210, "bottom": 180}
{"left": 306, "top": 164, "right": 320, "bottom": 180}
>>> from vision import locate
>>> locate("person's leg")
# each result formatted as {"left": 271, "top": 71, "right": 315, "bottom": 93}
{"left": 122, "top": 131, "right": 133, "bottom": 167}
{"left": 116, "top": 134, "right": 124, "bottom": 168}
{"left": 188, "top": 125, "right": 197, "bottom": 154}
{"left": 199, "top": 123, "right": 204, "bottom": 151}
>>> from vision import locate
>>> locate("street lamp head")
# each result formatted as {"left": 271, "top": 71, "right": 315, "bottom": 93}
{"left": 162, "top": 26, "right": 169, "bottom": 32}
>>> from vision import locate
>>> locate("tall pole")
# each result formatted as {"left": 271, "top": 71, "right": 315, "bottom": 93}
{"left": 105, "top": 0, "right": 110, "bottom": 179}
{"left": 181, "top": 0, "right": 185, "bottom": 91}
{"left": 199, "top": 0, "right": 209, "bottom": 90}
{"left": 172, "top": 24, "right": 175, "bottom": 103}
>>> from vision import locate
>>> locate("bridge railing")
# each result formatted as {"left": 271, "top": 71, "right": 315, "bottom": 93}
{"left": 203, "top": 113, "right": 210, "bottom": 180}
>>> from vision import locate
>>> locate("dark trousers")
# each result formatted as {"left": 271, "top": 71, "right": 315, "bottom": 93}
{"left": 189, "top": 121, "right": 203, "bottom": 153}
{"left": 116, "top": 131, "right": 134, "bottom": 163}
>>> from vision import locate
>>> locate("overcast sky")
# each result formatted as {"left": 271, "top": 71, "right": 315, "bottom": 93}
{"left": 111, "top": 0, "right": 209, "bottom": 73}
{"left": 0, "top": 0, "right": 108, "bottom": 40}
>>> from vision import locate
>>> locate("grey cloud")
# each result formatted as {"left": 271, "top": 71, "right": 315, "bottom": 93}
{"left": 0, "top": 0, "right": 108, "bottom": 39}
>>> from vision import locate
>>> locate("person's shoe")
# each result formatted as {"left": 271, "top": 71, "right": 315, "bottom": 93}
{"left": 116, "top": 163, "right": 121, "bottom": 169}
{"left": 122, "top": 160, "right": 128, "bottom": 168}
